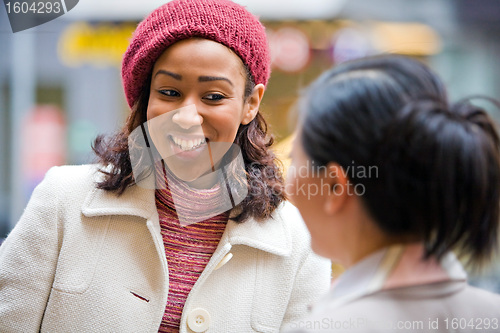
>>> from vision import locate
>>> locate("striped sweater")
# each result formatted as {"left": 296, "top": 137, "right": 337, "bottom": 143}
{"left": 155, "top": 165, "right": 228, "bottom": 333}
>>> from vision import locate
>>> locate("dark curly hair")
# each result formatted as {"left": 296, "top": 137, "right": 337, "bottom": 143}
{"left": 93, "top": 70, "right": 285, "bottom": 223}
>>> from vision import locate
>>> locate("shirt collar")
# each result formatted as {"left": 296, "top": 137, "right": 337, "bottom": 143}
{"left": 327, "top": 243, "right": 467, "bottom": 308}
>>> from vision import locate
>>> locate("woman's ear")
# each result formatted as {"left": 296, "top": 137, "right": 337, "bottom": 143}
{"left": 324, "top": 163, "right": 350, "bottom": 215}
{"left": 241, "top": 83, "right": 265, "bottom": 125}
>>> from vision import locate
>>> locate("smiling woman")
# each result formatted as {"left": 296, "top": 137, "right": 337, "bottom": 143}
{"left": 0, "top": 0, "right": 331, "bottom": 332}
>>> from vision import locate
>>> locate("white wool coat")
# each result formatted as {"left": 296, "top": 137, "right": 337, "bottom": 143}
{"left": 0, "top": 165, "right": 331, "bottom": 333}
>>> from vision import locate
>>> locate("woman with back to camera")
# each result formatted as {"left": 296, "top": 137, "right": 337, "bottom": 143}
{"left": 285, "top": 55, "right": 500, "bottom": 332}
{"left": 0, "top": 0, "right": 331, "bottom": 332}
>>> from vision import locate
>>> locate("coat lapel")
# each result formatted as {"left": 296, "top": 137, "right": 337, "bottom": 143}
{"left": 81, "top": 172, "right": 158, "bottom": 220}
{"left": 225, "top": 203, "right": 293, "bottom": 257}
{"left": 82, "top": 172, "right": 293, "bottom": 257}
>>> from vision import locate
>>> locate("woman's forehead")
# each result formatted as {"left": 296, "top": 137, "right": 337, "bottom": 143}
{"left": 152, "top": 38, "right": 246, "bottom": 76}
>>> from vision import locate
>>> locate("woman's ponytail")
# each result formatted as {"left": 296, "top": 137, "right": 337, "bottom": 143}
{"left": 451, "top": 97, "right": 500, "bottom": 149}
{"left": 374, "top": 99, "right": 500, "bottom": 267}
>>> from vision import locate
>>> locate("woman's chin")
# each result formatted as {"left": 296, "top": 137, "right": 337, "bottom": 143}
{"left": 163, "top": 161, "right": 214, "bottom": 185}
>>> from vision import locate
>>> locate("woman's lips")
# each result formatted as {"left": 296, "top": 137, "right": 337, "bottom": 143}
{"left": 168, "top": 134, "right": 209, "bottom": 161}
{"left": 170, "top": 134, "right": 206, "bottom": 151}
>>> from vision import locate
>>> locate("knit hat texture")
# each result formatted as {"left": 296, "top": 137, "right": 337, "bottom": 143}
{"left": 122, "top": 0, "right": 271, "bottom": 108}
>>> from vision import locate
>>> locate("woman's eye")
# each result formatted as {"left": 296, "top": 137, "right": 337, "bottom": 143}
{"left": 204, "top": 93, "right": 225, "bottom": 101}
{"left": 159, "top": 89, "right": 180, "bottom": 97}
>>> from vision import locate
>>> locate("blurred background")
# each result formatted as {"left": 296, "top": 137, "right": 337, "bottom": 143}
{"left": 1, "top": 0, "right": 499, "bottom": 290}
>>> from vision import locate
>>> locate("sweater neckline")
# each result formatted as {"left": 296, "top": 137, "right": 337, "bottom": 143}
{"left": 155, "top": 161, "right": 231, "bottom": 226}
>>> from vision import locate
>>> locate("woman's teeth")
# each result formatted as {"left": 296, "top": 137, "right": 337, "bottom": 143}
{"left": 171, "top": 135, "right": 206, "bottom": 151}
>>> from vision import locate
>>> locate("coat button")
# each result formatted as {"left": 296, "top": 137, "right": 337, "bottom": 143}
{"left": 187, "top": 308, "right": 211, "bottom": 332}
{"left": 214, "top": 252, "right": 233, "bottom": 271}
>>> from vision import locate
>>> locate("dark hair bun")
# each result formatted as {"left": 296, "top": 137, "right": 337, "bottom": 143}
{"left": 375, "top": 99, "right": 500, "bottom": 264}
{"left": 300, "top": 55, "right": 500, "bottom": 266}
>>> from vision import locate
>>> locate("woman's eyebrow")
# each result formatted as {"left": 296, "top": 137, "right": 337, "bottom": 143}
{"left": 198, "top": 76, "right": 233, "bottom": 87}
{"left": 154, "top": 70, "right": 182, "bottom": 80}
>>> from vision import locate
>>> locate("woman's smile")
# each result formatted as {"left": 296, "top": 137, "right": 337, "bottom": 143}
{"left": 168, "top": 134, "right": 208, "bottom": 161}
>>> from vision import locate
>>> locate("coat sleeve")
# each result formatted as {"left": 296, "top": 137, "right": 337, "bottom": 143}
{"left": 0, "top": 167, "right": 62, "bottom": 332}
{"left": 280, "top": 248, "right": 331, "bottom": 331}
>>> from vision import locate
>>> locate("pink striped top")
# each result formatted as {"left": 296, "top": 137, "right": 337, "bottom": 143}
{"left": 155, "top": 166, "right": 228, "bottom": 333}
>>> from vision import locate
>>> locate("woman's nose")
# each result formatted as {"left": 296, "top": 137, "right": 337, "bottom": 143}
{"left": 171, "top": 104, "right": 203, "bottom": 129}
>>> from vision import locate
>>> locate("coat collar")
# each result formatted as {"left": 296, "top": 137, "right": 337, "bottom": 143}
{"left": 325, "top": 243, "right": 467, "bottom": 308}
{"left": 82, "top": 180, "right": 157, "bottom": 220}
{"left": 81, "top": 176, "right": 292, "bottom": 257}
{"left": 224, "top": 207, "right": 292, "bottom": 257}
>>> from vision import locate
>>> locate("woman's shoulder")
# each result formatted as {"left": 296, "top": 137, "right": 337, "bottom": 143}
{"left": 45, "top": 164, "right": 100, "bottom": 178}
{"left": 271, "top": 201, "right": 312, "bottom": 248}
{"left": 274, "top": 201, "right": 309, "bottom": 230}
{"left": 461, "top": 284, "right": 500, "bottom": 307}
{"left": 42, "top": 164, "right": 101, "bottom": 188}
{"left": 34, "top": 164, "right": 103, "bottom": 201}
{"left": 228, "top": 201, "right": 313, "bottom": 257}
{"left": 333, "top": 282, "right": 500, "bottom": 320}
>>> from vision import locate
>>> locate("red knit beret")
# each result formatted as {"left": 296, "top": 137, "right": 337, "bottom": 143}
{"left": 121, "top": 0, "right": 271, "bottom": 108}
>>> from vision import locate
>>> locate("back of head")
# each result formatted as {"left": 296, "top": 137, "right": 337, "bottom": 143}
{"left": 300, "top": 55, "right": 500, "bottom": 266}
